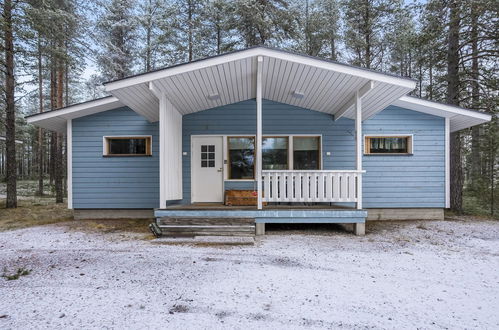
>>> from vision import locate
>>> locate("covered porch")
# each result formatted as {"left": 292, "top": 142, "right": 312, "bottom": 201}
{"left": 103, "top": 48, "right": 415, "bottom": 215}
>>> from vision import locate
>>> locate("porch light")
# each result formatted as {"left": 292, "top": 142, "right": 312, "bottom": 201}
{"left": 207, "top": 93, "right": 220, "bottom": 100}
{"left": 292, "top": 91, "right": 304, "bottom": 99}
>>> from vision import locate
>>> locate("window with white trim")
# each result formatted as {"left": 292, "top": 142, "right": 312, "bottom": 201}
{"left": 104, "top": 136, "right": 152, "bottom": 156}
{"left": 364, "top": 136, "right": 412, "bottom": 155}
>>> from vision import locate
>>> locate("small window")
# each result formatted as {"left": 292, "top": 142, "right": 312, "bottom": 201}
{"left": 104, "top": 136, "right": 152, "bottom": 156}
{"left": 228, "top": 137, "right": 255, "bottom": 179}
{"left": 262, "top": 137, "right": 288, "bottom": 170}
{"left": 365, "top": 136, "right": 412, "bottom": 155}
{"left": 293, "top": 136, "right": 320, "bottom": 170}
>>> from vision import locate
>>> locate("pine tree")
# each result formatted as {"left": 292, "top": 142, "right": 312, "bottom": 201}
{"left": 231, "top": 0, "right": 296, "bottom": 47}
{"left": 95, "top": 0, "right": 138, "bottom": 80}
{"left": 343, "top": 0, "right": 400, "bottom": 70}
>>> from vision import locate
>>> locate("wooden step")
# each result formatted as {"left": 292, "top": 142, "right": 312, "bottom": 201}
{"left": 156, "top": 217, "right": 256, "bottom": 237}
{"left": 159, "top": 225, "right": 255, "bottom": 232}
{"left": 162, "top": 231, "right": 255, "bottom": 237}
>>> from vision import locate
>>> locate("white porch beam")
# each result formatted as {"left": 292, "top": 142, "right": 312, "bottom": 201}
{"left": 334, "top": 81, "right": 375, "bottom": 121}
{"left": 256, "top": 56, "right": 263, "bottom": 210}
{"left": 355, "top": 91, "right": 363, "bottom": 210}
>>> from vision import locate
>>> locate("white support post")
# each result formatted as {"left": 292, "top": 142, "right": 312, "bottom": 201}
{"left": 67, "top": 119, "right": 73, "bottom": 209}
{"left": 445, "top": 117, "right": 450, "bottom": 208}
{"left": 355, "top": 91, "right": 363, "bottom": 210}
{"left": 256, "top": 56, "right": 263, "bottom": 210}
{"left": 159, "top": 93, "right": 167, "bottom": 209}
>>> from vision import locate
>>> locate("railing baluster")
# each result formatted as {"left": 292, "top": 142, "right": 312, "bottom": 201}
{"left": 348, "top": 173, "right": 356, "bottom": 202}
{"left": 263, "top": 173, "right": 270, "bottom": 202}
{"left": 318, "top": 172, "right": 325, "bottom": 201}
{"left": 287, "top": 173, "right": 294, "bottom": 201}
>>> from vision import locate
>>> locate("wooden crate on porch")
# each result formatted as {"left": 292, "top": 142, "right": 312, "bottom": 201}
{"left": 225, "top": 190, "right": 265, "bottom": 206}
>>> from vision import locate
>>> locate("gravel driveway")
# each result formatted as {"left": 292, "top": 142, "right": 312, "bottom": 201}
{"left": 1, "top": 219, "right": 498, "bottom": 329}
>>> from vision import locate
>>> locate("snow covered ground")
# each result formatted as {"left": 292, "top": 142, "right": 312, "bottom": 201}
{"left": 1, "top": 219, "right": 498, "bottom": 329}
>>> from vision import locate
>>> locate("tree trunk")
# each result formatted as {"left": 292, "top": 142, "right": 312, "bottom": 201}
{"left": 55, "top": 57, "right": 64, "bottom": 204}
{"left": 447, "top": 0, "right": 462, "bottom": 213}
{"left": 470, "top": 2, "right": 481, "bottom": 189}
{"left": 37, "top": 36, "right": 44, "bottom": 196}
{"left": 364, "top": 1, "right": 371, "bottom": 68}
{"left": 188, "top": 0, "right": 193, "bottom": 61}
{"left": 4, "top": 0, "right": 17, "bottom": 208}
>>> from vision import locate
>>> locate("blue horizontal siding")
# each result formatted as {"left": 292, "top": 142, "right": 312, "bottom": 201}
{"left": 363, "top": 106, "right": 445, "bottom": 208}
{"left": 182, "top": 100, "right": 445, "bottom": 208}
{"left": 70, "top": 100, "right": 444, "bottom": 210}
{"left": 72, "top": 107, "right": 160, "bottom": 209}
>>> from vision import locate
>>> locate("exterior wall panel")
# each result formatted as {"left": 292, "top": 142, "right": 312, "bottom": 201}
{"left": 71, "top": 100, "right": 444, "bottom": 210}
{"left": 72, "top": 107, "right": 160, "bottom": 208}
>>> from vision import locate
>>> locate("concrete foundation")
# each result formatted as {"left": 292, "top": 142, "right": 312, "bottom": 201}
{"left": 255, "top": 223, "right": 265, "bottom": 236}
{"left": 367, "top": 208, "right": 444, "bottom": 221}
{"left": 353, "top": 223, "right": 365, "bottom": 236}
{"left": 74, "top": 209, "right": 154, "bottom": 220}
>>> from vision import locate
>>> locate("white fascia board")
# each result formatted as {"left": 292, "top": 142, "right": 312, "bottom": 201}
{"left": 104, "top": 47, "right": 416, "bottom": 92}
{"left": 394, "top": 96, "right": 492, "bottom": 121}
{"left": 26, "top": 96, "right": 122, "bottom": 124}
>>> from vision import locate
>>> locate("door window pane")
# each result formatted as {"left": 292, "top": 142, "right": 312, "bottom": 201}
{"left": 201, "top": 145, "right": 215, "bottom": 167}
{"left": 262, "top": 137, "right": 288, "bottom": 170}
{"left": 293, "top": 136, "right": 320, "bottom": 170}
{"left": 228, "top": 137, "right": 254, "bottom": 179}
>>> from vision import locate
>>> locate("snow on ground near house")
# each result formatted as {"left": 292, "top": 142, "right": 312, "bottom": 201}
{"left": 1, "top": 219, "right": 498, "bottom": 330}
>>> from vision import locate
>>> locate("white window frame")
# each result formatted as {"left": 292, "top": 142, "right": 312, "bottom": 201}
{"left": 363, "top": 134, "right": 414, "bottom": 155}
{"left": 102, "top": 135, "right": 153, "bottom": 156}
{"left": 225, "top": 134, "right": 323, "bottom": 181}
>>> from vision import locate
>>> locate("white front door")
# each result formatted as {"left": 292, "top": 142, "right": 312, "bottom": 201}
{"left": 191, "top": 136, "right": 224, "bottom": 203}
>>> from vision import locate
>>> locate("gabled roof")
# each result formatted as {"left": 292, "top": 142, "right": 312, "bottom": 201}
{"left": 103, "top": 46, "right": 416, "bottom": 122}
{"left": 25, "top": 47, "right": 491, "bottom": 133}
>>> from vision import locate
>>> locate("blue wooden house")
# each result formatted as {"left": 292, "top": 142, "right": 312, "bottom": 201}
{"left": 27, "top": 47, "right": 491, "bottom": 235}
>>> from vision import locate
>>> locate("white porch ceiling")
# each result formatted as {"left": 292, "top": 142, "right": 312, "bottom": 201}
{"left": 104, "top": 47, "right": 416, "bottom": 122}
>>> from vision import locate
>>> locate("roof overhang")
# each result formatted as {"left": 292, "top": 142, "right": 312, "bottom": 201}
{"left": 393, "top": 96, "right": 492, "bottom": 132}
{"left": 25, "top": 47, "right": 491, "bottom": 134}
{"left": 103, "top": 46, "right": 416, "bottom": 122}
{"left": 25, "top": 96, "right": 123, "bottom": 133}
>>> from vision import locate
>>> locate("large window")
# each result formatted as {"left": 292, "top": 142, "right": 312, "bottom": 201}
{"left": 104, "top": 136, "right": 152, "bottom": 156}
{"left": 228, "top": 137, "right": 255, "bottom": 179}
{"left": 227, "top": 135, "right": 321, "bottom": 179}
{"left": 365, "top": 136, "right": 412, "bottom": 155}
{"left": 293, "top": 136, "right": 320, "bottom": 170}
{"left": 262, "top": 137, "right": 288, "bottom": 170}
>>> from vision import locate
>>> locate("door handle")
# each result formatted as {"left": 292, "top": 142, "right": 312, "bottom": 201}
{"left": 217, "top": 168, "right": 223, "bottom": 172}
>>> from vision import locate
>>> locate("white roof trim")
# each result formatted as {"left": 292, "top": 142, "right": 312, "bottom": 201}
{"left": 394, "top": 95, "right": 492, "bottom": 132}
{"left": 104, "top": 47, "right": 416, "bottom": 91}
{"left": 26, "top": 96, "right": 123, "bottom": 133}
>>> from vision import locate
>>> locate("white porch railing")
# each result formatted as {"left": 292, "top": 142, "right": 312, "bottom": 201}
{"left": 262, "top": 170, "right": 363, "bottom": 203}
